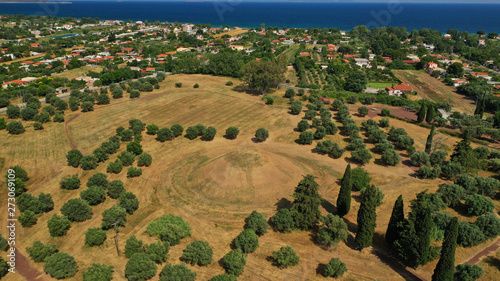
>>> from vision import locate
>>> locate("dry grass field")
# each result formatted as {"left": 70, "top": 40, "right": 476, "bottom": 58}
{"left": 393, "top": 70, "right": 476, "bottom": 114}
{"left": 213, "top": 29, "right": 249, "bottom": 38}
{"left": 0, "top": 74, "right": 498, "bottom": 281}
{"left": 53, "top": 66, "right": 104, "bottom": 80}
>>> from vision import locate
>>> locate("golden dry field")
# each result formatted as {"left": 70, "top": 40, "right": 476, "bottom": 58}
{"left": 0, "top": 74, "right": 498, "bottom": 281}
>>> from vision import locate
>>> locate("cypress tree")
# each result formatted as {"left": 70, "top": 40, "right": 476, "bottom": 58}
{"left": 410, "top": 193, "right": 435, "bottom": 267}
{"left": 426, "top": 105, "right": 435, "bottom": 124}
{"left": 385, "top": 195, "right": 404, "bottom": 248}
{"left": 425, "top": 125, "right": 435, "bottom": 154}
{"left": 336, "top": 164, "right": 352, "bottom": 217}
{"left": 290, "top": 175, "right": 323, "bottom": 230}
{"left": 355, "top": 184, "right": 378, "bottom": 249}
{"left": 417, "top": 104, "right": 427, "bottom": 123}
{"left": 432, "top": 217, "right": 459, "bottom": 281}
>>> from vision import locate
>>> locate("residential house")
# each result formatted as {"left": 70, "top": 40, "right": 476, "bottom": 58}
{"left": 386, "top": 83, "right": 413, "bottom": 97}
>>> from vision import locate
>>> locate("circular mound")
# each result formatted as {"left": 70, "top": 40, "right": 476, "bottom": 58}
{"left": 171, "top": 148, "right": 307, "bottom": 210}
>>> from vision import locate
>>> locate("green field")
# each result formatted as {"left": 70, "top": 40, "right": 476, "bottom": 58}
{"left": 367, "top": 82, "right": 395, "bottom": 89}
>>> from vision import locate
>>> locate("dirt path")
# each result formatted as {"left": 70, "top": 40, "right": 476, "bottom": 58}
{"left": 15, "top": 250, "right": 45, "bottom": 281}
{"left": 465, "top": 238, "right": 500, "bottom": 265}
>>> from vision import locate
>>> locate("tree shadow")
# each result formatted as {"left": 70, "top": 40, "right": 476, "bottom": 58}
{"left": 321, "top": 199, "right": 337, "bottom": 214}
{"left": 251, "top": 137, "right": 260, "bottom": 143}
{"left": 316, "top": 263, "right": 327, "bottom": 276}
{"left": 370, "top": 249, "right": 424, "bottom": 281}
{"left": 342, "top": 217, "right": 358, "bottom": 250}
{"left": 484, "top": 256, "right": 500, "bottom": 270}
{"left": 352, "top": 193, "right": 362, "bottom": 204}
{"left": 232, "top": 85, "right": 261, "bottom": 96}
{"left": 274, "top": 198, "right": 292, "bottom": 211}
{"left": 373, "top": 158, "right": 387, "bottom": 166}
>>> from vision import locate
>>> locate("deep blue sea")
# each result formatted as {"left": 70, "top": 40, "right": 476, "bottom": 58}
{"left": 1, "top": 1, "right": 499, "bottom": 33}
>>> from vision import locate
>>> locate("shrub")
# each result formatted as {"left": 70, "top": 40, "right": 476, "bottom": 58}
{"left": 85, "top": 227, "right": 107, "bottom": 246}
{"left": 430, "top": 150, "right": 447, "bottom": 166}
{"left": 329, "top": 143, "right": 345, "bottom": 159}
{"left": 80, "top": 155, "right": 98, "bottom": 170}
{"left": 346, "top": 138, "right": 365, "bottom": 151}
{"left": 270, "top": 209, "right": 295, "bottom": 232}
{"left": 225, "top": 81, "right": 233, "bottom": 86}
{"left": 314, "top": 126, "right": 327, "bottom": 139}
{"left": 235, "top": 229, "right": 259, "bottom": 253}
{"left": 255, "top": 128, "right": 269, "bottom": 142}
{"left": 222, "top": 249, "right": 246, "bottom": 276}
{"left": 381, "top": 149, "right": 401, "bottom": 166}
{"left": 298, "top": 131, "right": 314, "bottom": 145}
{"left": 156, "top": 128, "right": 174, "bottom": 142}
{"left": 323, "top": 258, "right": 347, "bottom": 278}
{"left": 317, "top": 214, "right": 349, "bottom": 247}
{"left": 351, "top": 167, "right": 371, "bottom": 191}
{"left": 437, "top": 184, "right": 466, "bottom": 207}
{"left": 125, "top": 235, "right": 144, "bottom": 258}
{"left": 112, "top": 88, "right": 123, "bottom": 99}
{"left": 33, "top": 121, "right": 44, "bottom": 130}
{"left": 127, "top": 141, "right": 143, "bottom": 155}
{"left": 475, "top": 177, "right": 500, "bottom": 198}
{"left": 87, "top": 173, "right": 109, "bottom": 188}
{"left": 101, "top": 205, "right": 127, "bottom": 230}
{"left": 323, "top": 120, "right": 338, "bottom": 135}
{"left": 0, "top": 234, "right": 8, "bottom": 251}
{"left": 193, "top": 83, "right": 199, "bottom": 88}
{"left": 129, "top": 90, "right": 140, "bottom": 98}
{"left": 107, "top": 180, "right": 126, "bottom": 199}
{"left": 185, "top": 126, "right": 200, "bottom": 140}
{"left": 82, "top": 263, "right": 114, "bottom": 281}
{"left": 60, "top": 198, "right": 93, "bottom": 222}
{"left": 26, "top": 241, "right": 57, "bottom": 263}
{"left": 97, "top": 94, "right": 110, "bottom": 105}
{"left": 19, "top": 210, "right": 37, "bottom": 227}
{"left": 159, "top": 263, "right": 196, "bottom": 281}
{"left": 395, "top": 135, "right": 414, "bottom": 150}
{"left": 145, "top": 242, "right": 169, "bottom": 264}
{"left": 475, "top": 213, "right": 500, "bottom": 239}
{"left": 225, "top": 127, "right": 240, "bottom": 139}
{"left": 272, "top": 246, "right": 300, "bottom": 269}
{"left": 125, "top": 253, "right": 157, "bottom": 281}
{"left": 411, "top": 151, "right": 430, "bottom": 167}
{"left": 171, "top": 124, "right": 184, "bottom": 137}
{"left": 202, "top": 126, "right": 217, "bottom": 141}
{"left": 209, "top": 274, "right": 237, "bottom": 281}
{"left": 457, "top": 221, "right": 486, "bottom": 247}
{"left": 442, "top": 161, "right": 464, "bottom": 179}
{"left": 137, "top": 152, "right": 153, "bottom": 167}
{"left": 6, "top": 105, "right": 21, "bottom": 119}
{"left": 316, "top": 140, "right": 334, "bottom": 154}
{"left": 6, "top": 121, "right": 25, "bottom": 134}
{"left": 181, "top": 240, "right": 213, "bottom": 266}
{"left": 60, "top": 174, "right": 80, "bottom": 190}
{"left": 81, "top": 101, "right": 94, "bottom": 112}
{"left": 107, "top": 161, "right": 123, "bottom": 174}
{"left": 284, "top": 88, "right": 296, "bottom": 98}
{"left": 120, "top": 129, "right": 134, "bottom": 141}
{"left": 175, "top": 82, "right": 182, "bottom": 88}
{"left": 379, "top": 118, "right": 390, "bottom": 127}
{"left": 21, "top": 107, "right": 37, "bottom": 121}
{"left": 146, "top": 124, "right": 159, "bottom": 135}
{"left": 127, "top": 167, "right": 142, "bottom": 178}
{"left": 146, "top": 214, "right": 192, "bottom": 238}
{"left": 44, "top": 252, "right": 79, "bottom": 279}
{"left": 47, "top": 214, "right": 71, "bottom": 237}
{"left": 118, "top": 151, "right": 135, "bottom": 166}
{"left": 455, "top": 264, "right": 484, "bottom": 281}
{"left": 455, "top": 174, "right": 478, "bottom": 194}
{"left": 245, "top": 210, "right": 269, "bottom": 236}
{"left": 119, "top": 192, "right": 140, "bottom": 214}
{"left": 465, "top": 194, "right": 494, "bottom": 216}
{"left": 80, "top": 186, "right": 106, "bottom": 206}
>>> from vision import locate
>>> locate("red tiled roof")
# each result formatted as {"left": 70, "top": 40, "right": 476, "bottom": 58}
{"left": 387, "top": 83, "right": 413, "bottom": 92}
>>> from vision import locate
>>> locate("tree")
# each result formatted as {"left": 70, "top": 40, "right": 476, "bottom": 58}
{"left": 344, "top": 71, "right": 367, "bottom": 93}
{"left": 241, "top": 59, "right": 285, "bottom": 94}
{"left": 455, "top": 264, "right": 484, "bottom": 281}
{"left": 284, "top": 88, "right": 296, "bottom": 98}
{"left": 431, "top": 217, "right": 458, "bottom": 281}
{"left": 329, "top": 143, "right": 345, "bottom": 159}
{"left": 83, "top": 263, "right": 114, "bottom": 281}
{"left": 145, "top": 242, "right": 169, "bottom": 264}
{"left": 85, "top": 227, "right": 107, "bottom": 247}
{"left": 245, "top": 210, "right": 269, "bottom": 236}
{"left": 108, "top": 180, "right": 125, "bottom": 199}
{"left": 137, "top": 152, "right": 153, "bottom": 167}
{"left": 202, "top": 126, "right": 217, "bottom": 141}
{"left": 225, "top": 127, "right": 240, "bottom": 139}
{"left": 475, "top": 213, "right": 500, "bottom": 239}
{"left": 411, "top": 151, "right": 430, "bottom": 167}
{"left": 120, "top": 129, "right": 134, "bottom": 142}
{"left": 97, "top": 94, "right": 110, "bottom": 105}
{"left": 270, "top": 209, "right": 294, "bottom": 232}
{"left": 314, "top": 126, "right": 327, "bottom": 140}
{"left": 125, "top": 235, "right": 145, "bottom": 258}
{"left": 159, "top": 263, "right": 196, "bottom": 281}
{"left": 447, "top": 62, "right": 464, "bottom": 77}
{"left": 272, "top": 246, "right": 300, "bottom": 269}
{"left": 425, "top": 125, "right": 436, "bottom": 154}
{"left": 107, "top": 161, "right": 123, "bottom": 174}
{"left": 0, "top": 257, "right": 6, "bottom": 279}
{"left": 381, "top": 108, "right": 391, "bottom": 116}
{"left": 156, "top": 128, "right": 173, "bottom": 142}
{"left": 351, "top": 148, "right": 373, "bottom": 164}
{"left": 465, "top": 194, "right": 494, "bottom": 216}
{"left": 297, "top": 120, "right": 309, "bottom": 132}
{"left": 119, "top": 192, "right": 140, "bottom": 214}
{"left": 21, "top": 107, "right": 37, "bottom": 121}
{"left": 102, "top": 205, "right": 127, "bottom": 230}
{"left": 255, "top": 128, "right": 269, "bottom": 142}
{"left": 80, "top": 155, "right": 98, "bottom": 170}
{"left": 298, "top": 131, "right": 314, "bottom": 145}
{"left": 118, "top": 151, "right": 135, "bottom": 166}
{"left": 317, "top": 214, "right": 349, "bottom": 247}
{"left": 87, "top": 173, "right": 109, "bottom": 188}
{"left": 0, "top": 234, "right": 8, "bottom": 252}
{"left": 181, "top": 240, "right": 213, "bottom": 266}
{"left": 44, "top": 252, "right": 79, "bottom": 279}
{"left": 6, "top": 105, "right": 20, "bottom": 119}
{"left": 209, "top": 274, "right": 237, "bottom": 281}
{"left": 385, "top": 195, "right": 405, "bottom": 248}
{"left": 126, "top": 141, "right": 143, "bottom": 155}
{"left": 60, "top": 174, "right": 80, "bottom": 190}
{"left": 382, "top": 149, "right": 401, "bottom": 166}
{"left": 81, "top": 101, "right": 94, "bottom": 112}
{"left": 146, "top": 124, "right": 159, "bottom": 135}
{"left": 235, "top": 229, "right": 259, "bottom": 253}
{"left": 290, "top": 100, "right": 302, "bottom": 115}
{"left": 222, "top": 249, "right": 246, "bottom": 276}
{"left": 80, "top": 186, "right": 106, "bottom": 206}
{"left": 358, "top": 106, "right": 369, "bottom": 117}
{"left": 355, "top": 184, "right": 378, "bottom": 249}
{"left": 417, "top": 104, "right": 427, "bottom": 123}
{"left": 19, "top": 210, "right": 37, "bottom": 227}
{"left": 6, "top": 121, "right": 25, "bottom": 134}
{"left": 125, "top": 253, "right": 157, "bottom": 281}
{"left": 127, "top": 167, "right": 142, "bottom": 178}
{"left": 337, "top": 164, "right": 352, "bottom": 217}
{"left": 458, "top": 222, "right": 486, "bottom": 247}
{"left": 26, "top": 241, "right": 57, "bottom": 263}
{"left": 475, "top": 177, "right": 500, "bottom": 198}
{"left": 290, "top": 175, "right": 323, "bottom": 230}
{"left": 323, "top": 258, "right": 348, "bottom": 278}
{"left": 60, "top": 198, "right": 93, "bottom": 222}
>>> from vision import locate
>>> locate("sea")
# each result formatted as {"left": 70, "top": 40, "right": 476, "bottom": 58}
{"left": 0, "top": 1, "right": 499, "bottom": 33}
